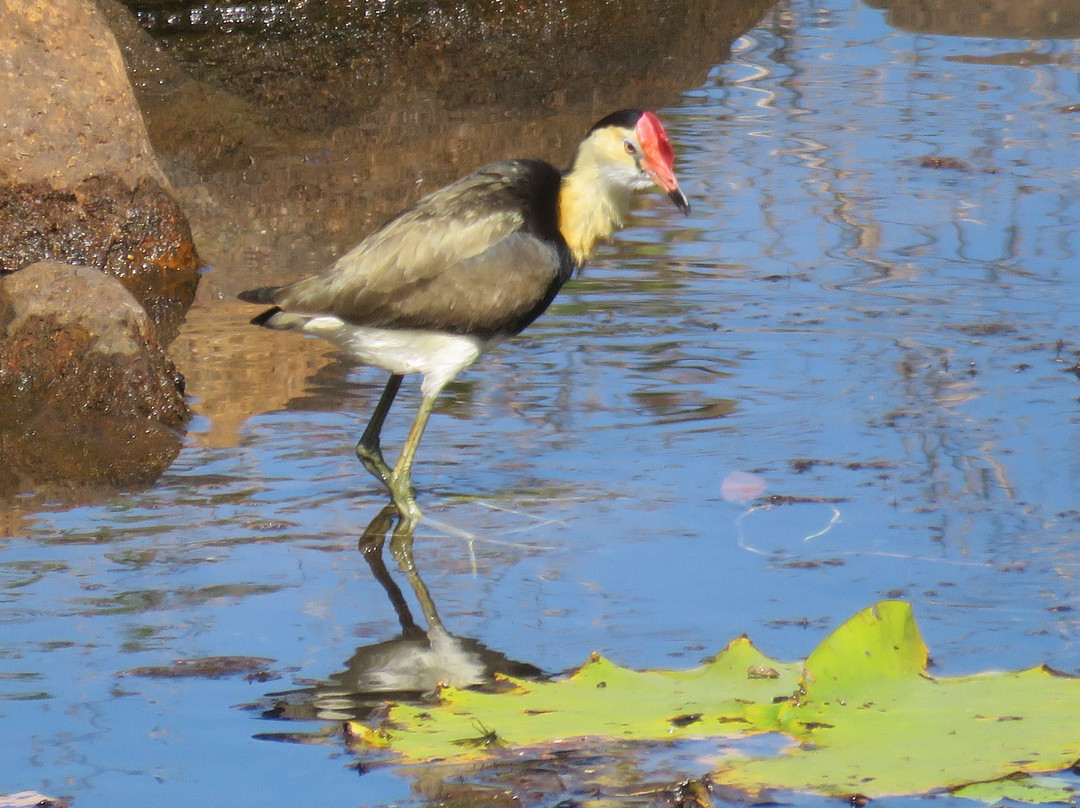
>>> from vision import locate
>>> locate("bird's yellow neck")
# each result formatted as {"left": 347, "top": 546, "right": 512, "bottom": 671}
{"left": 558, "top": 137, "right": 633, "bottom": 265}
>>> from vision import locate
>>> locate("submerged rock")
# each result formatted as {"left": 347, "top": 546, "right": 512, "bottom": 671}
{"left": 116, "top": 0, "right": 772, "bottom": 133}
{"left": 0, "top": 262, "right": 189, "bottom": 497}
{"left": 864, "top": 0, "right": 1080, "bottom": 38}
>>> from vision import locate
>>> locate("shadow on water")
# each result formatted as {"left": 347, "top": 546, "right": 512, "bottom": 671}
{"left": 257, "top": 506, "right": 543, "bottom": 726}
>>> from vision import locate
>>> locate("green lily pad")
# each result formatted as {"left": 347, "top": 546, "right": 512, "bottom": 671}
{"left": 719, "top": 601, "right": 1080, "bottom": 800}
{"left": 383, "top": 635, "right": 801, "bottom": 763}
{"left": 359, "top": 601, "right": 1080, "bottom": 804}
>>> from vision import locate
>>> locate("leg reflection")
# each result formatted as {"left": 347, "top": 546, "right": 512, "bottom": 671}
{"left": 261, "top": 506, "right": 542, "bottom": 723}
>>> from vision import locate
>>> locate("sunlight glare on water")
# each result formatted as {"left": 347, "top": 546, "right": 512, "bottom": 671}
{"left": 3, "top": 1, "right": 1080, "bottom": 806}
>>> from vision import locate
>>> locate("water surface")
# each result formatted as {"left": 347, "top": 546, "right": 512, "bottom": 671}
{"left": 4, "top": 0, "right": 1080, "bottom": 805}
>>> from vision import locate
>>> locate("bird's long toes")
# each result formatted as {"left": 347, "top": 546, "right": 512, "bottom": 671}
{"left": 387, "top": 475, "right": 421, "bottom": 525}
{"left": 391, "top": 494, "right": 422, "bottom": 526}
{"left": 356, "top": 442, "right": 394, "bottom": 486}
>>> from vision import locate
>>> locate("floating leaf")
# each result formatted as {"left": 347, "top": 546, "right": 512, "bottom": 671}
{"left": 362, "top": 602, "right": 1080, "bottom": 805}
{"left": 384, "top": 637, "right": 802, "bottom": 763}
{"left": 719, "top": 602, "right": 1080, "bottom": 800}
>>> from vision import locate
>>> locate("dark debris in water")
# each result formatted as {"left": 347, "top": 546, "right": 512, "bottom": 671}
{"left": 779, "top": 558, "right": 847, "bottom": 570}
{"left": 765, "top": 495, "right": 847, "bottom": 505}
{"left": 947, "top": 322, "right": 1019, "bottom": 337}
{"left": 790, "top": 458, "right": 897, "bottom": 474}
{"left": 764, "top": 616, "right": 831, "bottom": 631}
{"left": 918, "top": 155, "right": 971, "bottom": 171}
{"left": 119, "top": 655, "right": 279, "bottom": 680}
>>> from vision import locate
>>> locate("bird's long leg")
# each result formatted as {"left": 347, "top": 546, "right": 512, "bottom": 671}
{"left": 387, "top": 389, "right": 439, "bottom": 524}
{"left": 356, "top": 373, "right": 404, "bottom": 486}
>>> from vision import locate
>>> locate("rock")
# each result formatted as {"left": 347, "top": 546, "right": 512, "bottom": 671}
{"left": 117, "top": 0, "right": 771, "bottom": 134}
{"left": 0, "top": 262, "right": 189, "bottom": 497}
{"left": 864, "top": 0, "right": 1080, "bottom": 38}
{"left": 0, "top": 0, "right": 200, "bottom": 337}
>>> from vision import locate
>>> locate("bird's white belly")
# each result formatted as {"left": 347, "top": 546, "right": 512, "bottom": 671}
{"left": 302, "top": 315, "right": 494, "bottom": 396}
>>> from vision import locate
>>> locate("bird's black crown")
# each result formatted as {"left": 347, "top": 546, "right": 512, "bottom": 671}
{"left": 588, "top": 109, "right": 643, "bottom": 134}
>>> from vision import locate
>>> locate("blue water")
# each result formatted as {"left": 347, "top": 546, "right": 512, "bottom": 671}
{"left": 4, "top": 1, "right": 1080, "bottom": 805}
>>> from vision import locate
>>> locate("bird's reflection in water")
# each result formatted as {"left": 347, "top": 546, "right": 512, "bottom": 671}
{"left": 260, "top": 506, "right": 544, "bottom": 723}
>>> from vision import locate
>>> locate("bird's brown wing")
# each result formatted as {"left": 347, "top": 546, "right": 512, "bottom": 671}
{"left": 275, "top": 160, "right": 572, "bottom": 337}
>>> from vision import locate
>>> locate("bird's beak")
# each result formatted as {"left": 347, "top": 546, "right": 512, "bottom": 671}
{"left": 668, "top": 187, "right": 691, "bottom": 216}
{"left": 634, "top": 111, "right": 690, "bottom": 217}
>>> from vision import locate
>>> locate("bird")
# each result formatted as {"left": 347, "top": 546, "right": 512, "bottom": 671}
{"left": 240, "top": 109, "right": 690, "bottom": 524}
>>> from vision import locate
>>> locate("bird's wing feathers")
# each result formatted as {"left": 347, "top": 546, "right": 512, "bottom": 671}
{"left": 274, "top": 160, "right": 571, "bottom": 337}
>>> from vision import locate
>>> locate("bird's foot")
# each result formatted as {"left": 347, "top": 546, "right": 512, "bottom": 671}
{"left": 356, "top": 439, "right": 394, "bottom": 486}
{"left": 357, "top": 439, "right": 421, "bottom": 523}
{"left": 390, "top": 496, "right": 421, "bottom": 527}
{"left": 388, "top": 472, "right": 422, "bottom": 526}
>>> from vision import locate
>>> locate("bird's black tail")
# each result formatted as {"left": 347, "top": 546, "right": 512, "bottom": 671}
{"left": 238, "top": 286, "right": 284, "bottom": 327}
{"left": 237, "top": 286, "right": 280, "bottom": 305}
{"left": 249, "top": 306, "right": 284, "bottom": 327}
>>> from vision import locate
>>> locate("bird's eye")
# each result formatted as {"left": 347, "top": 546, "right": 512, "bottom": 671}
{"left": 624, "top": 140, "right": 637, "bottom": 155}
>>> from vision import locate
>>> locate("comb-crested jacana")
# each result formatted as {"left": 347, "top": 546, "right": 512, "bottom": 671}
{"left": 241, "top": 109, "right": 690, "bottom": 523}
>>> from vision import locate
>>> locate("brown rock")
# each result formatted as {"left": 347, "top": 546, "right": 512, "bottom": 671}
{"left": 0, "top": 175, "right": 200, "bottom": 330}
{"left": 0, "top": 261, "right": 190, "bottom": 497}
{"left": 120, "top": 0, "right": 773, "bottom": 134}
{"left": 864, "top": 0, "right": 1080, "bottom": 38}
{"left": 0, "top": 0, "right": 200, "bottom": 336}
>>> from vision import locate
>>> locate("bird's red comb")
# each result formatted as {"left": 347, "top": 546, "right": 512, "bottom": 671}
{"left": 635, "top": 111, "right": 680, "bottom": 194}
{"left": 635, "top": 112, "right": 676, "bottom": 171}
